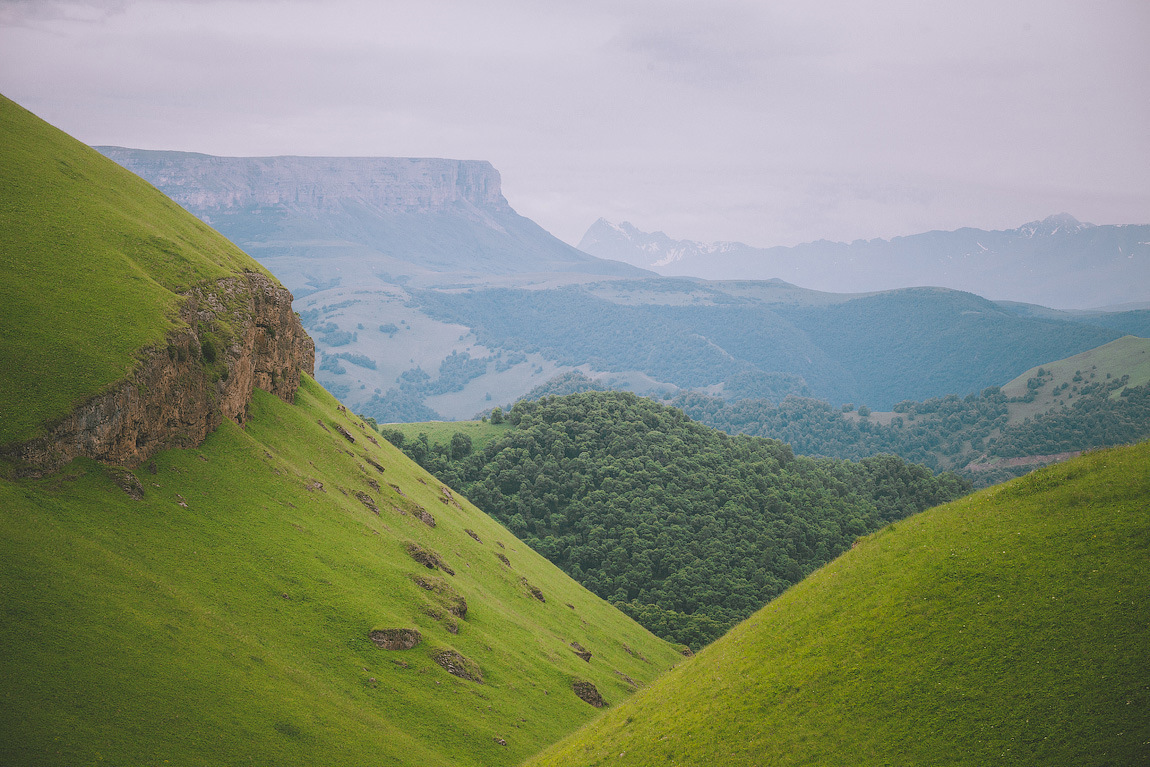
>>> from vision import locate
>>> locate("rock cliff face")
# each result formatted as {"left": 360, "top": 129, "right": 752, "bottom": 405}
{"left": 6, "top": 272, "right": 314, "bottom": 475}
{"left": 97, "top": 150, "right": 511, "bottom": 215}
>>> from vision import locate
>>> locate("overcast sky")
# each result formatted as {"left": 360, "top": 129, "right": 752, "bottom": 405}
{"left": 2, "top": 0, "right": 1147, "bottom": 246}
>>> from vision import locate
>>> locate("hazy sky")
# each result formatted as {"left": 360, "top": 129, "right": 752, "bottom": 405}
{"left": 2, "top": 0, "right": 1147, "bottom": 246}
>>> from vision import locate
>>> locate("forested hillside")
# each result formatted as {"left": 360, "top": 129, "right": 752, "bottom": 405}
{"left": 672, "top": 377, "right": 1150, "bottom": 487}
{"left": 379, "top": 392, "right": 969, "bottom": 647}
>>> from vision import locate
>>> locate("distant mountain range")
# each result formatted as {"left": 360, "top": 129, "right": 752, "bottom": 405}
{"left": 578, "top": 214, "right": 1150, "bottom": 311}
{"left": 97, "top": 147, "right": 1150, "bottom": 420}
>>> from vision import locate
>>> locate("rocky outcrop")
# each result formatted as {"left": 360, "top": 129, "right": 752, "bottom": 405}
{"left": 5, "top": 272, "right": 314, "bottom": 475}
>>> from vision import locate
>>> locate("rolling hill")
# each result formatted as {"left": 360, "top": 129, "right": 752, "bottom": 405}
{"left": 0, "top": 94, "right": 680, "bottom": 766}
{"left": 524, "top": 440, "right": 1150, "bottom": 766}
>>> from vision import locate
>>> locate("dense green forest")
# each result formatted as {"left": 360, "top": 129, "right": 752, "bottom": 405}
{"left": 518, "top": 370, "right": 1150, "bottom": 488}
{"left": 671, "top": 377, "right": 1150, "bottom": 487}
{"left": 377, "top": 392, "right": 969, "bottom": 648}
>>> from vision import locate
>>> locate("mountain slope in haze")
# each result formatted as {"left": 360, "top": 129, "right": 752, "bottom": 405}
{"left": 580, "top": 215, "right": 1150, "bottom": 310}
{"left": 97, "top": 147, "right": 650, "bottom": 420}
{"left": 412, "top": 281, "right": 1124, "bottom": 411}
{"left": 0, "top": 96, "right": 680, "bottom": 766}
{"left": 525, "top": 441, "right": 1150, "bottom": 767}
{"left": 669, "top": 335, "right": 1150, "bottom": 487}
{"left": 97, "top": 147, "right": 645, "bottom": 280}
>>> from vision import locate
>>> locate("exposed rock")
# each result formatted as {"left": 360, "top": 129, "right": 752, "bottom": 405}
{"left": 365, "top": 477, "right": 380, "bottom": 492}
{"left": 520, "top": 577, "right": 545, "bottom": 603}
{"left": 464, "top": 529, "right": 482, "bottom": 543}
{"left": 4, "top": 272, "right": 313, "bottom": 476}
{"left": 317, "top": 420, "right": 329, "bottom": 432}
{"left": 614, "top": 670, "right": 639, "bottom": 688}
{"left": 356, "top": 491, "right": 379, "bottom": 514}
{"left": 413, "top": 505, "right": 436, "bottom": 528}
{"left": 405, "top": 542, "right": 455, "bottom": 576}
{"left": 363, "top": 455, "right": 386, "bottom": 473}
{"left": 495, "top": 552, "right": 510, "bottom": 567}
{"left": 333, "top": 423, "right": 356, "bottom": 443}
{"left": 412, "top": 574, "right": 467, "bottom": 618}
{"left": 493, "top": 737, "right": 507, "bottom": 746}
{"left": 441, "top": 486, "right": 462, "bottom": 509}
{"left": 572, "top": 680, "right": 605, "bottom": 708}
{"left": 431, "top": 649, "right": 482, "bottom": 682}
{"left": 569, "top": 642, "right": 591, "bottom": 662}
{"left": 107, "top": 467, "right": 144, "bottom": 500}
{"left": 369, "top": 628, "right": 422, "bottom": 650}
{"left": 622, "top": 643, "right": 649, "bottom": 663}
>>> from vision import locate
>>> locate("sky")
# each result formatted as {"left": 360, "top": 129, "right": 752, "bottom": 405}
{"left": 1, "top": 0, "right": 1148, "bottom": 247}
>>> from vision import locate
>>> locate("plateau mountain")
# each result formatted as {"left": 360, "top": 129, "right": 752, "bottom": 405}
{"left": 579, "top": 215, "right": 1150, "bottom": 310}
{"left": 96, "top": 148, "right": 1148, "bottom": 422}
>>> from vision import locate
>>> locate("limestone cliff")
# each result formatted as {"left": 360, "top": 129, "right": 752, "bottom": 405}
{"left": 6, "top": 272, "right": 314, "bottom": 475}
{"left": 96, "top": 151, "right": 511, "bottom": 216}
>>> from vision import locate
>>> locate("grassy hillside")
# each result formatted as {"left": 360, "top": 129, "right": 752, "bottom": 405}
{"left": 1002, "top": 335, "right": 1150, "bottom": 420}
{"left": 386, "top": 418, "right": 513, "bottom": 453}
{"left": 525, "top": 440, "right": 1150, "bottom": 766}
{"left": 0, "top": 94, "right": 269, "bottom": 445}
{"left": 0, "top": 377, "right": 681, "bottom": 766}
{"left": 0, "top": 94, "right": 679, "bottom": 765}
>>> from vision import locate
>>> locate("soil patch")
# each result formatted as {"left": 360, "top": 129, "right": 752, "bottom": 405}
{"left": 369, "top": 628, "right": 421, "bottom": 650}
{"left": 405, "top": 542, "right": 455, "bottom": 575}
{"left": 412, "top": 574, "right": 468, "bottom": 618}
{"left": 572, "top": 680, "right": 605, "bottom": 707}
{"left": 570, "top": 642, "right": 591, "bottom": 662}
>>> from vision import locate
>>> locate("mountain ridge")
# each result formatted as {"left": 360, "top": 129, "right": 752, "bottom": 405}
{"left": 580, "top": 214, "right": 1150, "bottom": 310}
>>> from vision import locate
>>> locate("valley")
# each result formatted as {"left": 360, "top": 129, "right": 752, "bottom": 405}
{"left": 3, "top": 88, "right": 1148, "bottom": 767}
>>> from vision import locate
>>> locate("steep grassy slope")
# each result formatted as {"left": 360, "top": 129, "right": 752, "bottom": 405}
{"left": 0, "top": 94, "right": 269, "bottom": 445}
{"left": 0, "top": 93, "right": 679, "bottom": 765}
{"left": 525, "top": 441, "right": 1150, "bottom": 766}
{"left": 0, "top": 377, "right": 681, "bottom": 766}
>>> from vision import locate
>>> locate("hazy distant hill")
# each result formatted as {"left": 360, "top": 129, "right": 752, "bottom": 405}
{"left": 579, "top": 214, "right": 1150, "bottom": 310}
{"left": 97, "top": 147, "right": 1145, "bottom": 420}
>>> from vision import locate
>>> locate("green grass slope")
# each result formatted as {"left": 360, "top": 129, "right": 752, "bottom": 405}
{"left": 0, "top": 94, "right": 269, "bottom": 445}
{"left": 0, "top": 376, "right": 681, "bottom": 766}
{"left": 1002, "top": 335, "right": 1150, "bottom": 421}
{"left": 387, "top": 419, "right": 513, "bottom": 453}
{"left": 525, "top": 441, "right": 1150, "bottom": 766}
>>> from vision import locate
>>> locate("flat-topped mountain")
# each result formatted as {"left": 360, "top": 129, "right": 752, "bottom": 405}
{"left": 97, "top": 151, "right": 508, "bottom": 215}
{"left": 580, "top": 214, "right": 1150, "bottom": 310}
{"left": 98, "top": 147, "right": 644, "bottom": 277}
